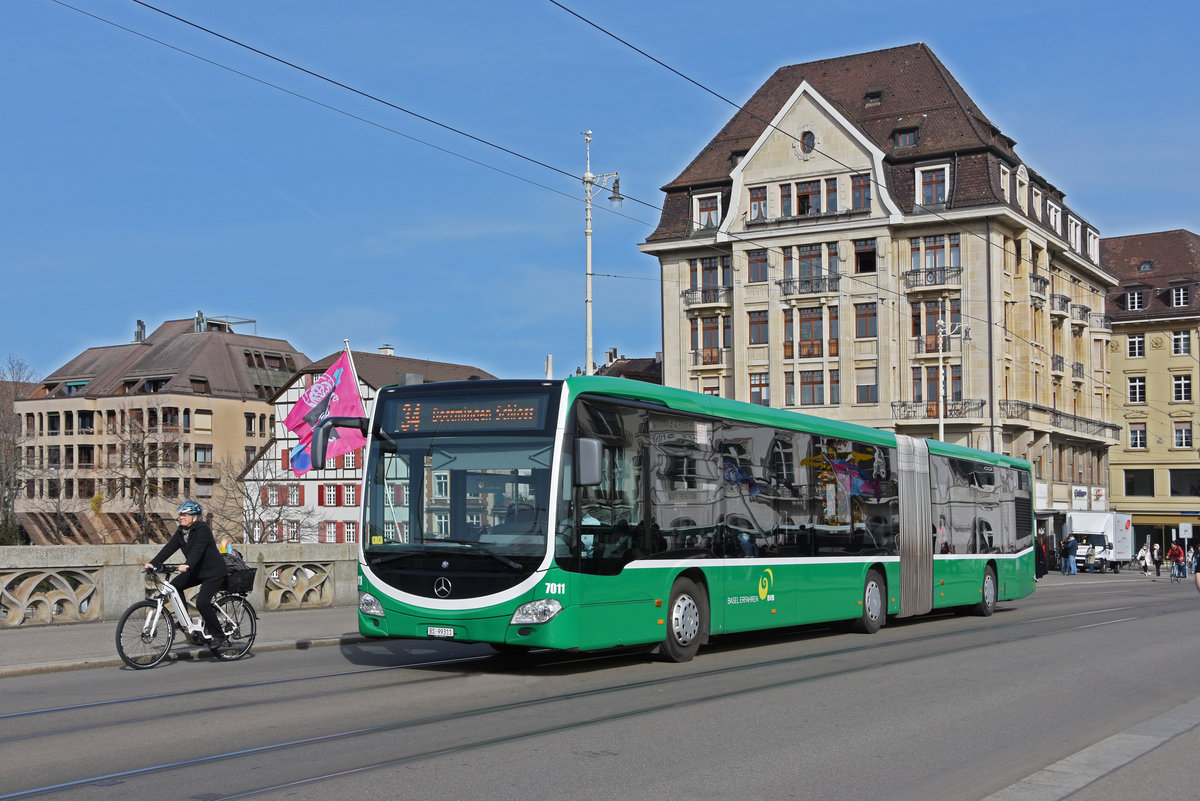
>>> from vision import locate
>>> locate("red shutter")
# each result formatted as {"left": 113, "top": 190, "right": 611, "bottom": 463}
{"left": 297, "top": 485, "right": 305, "bottom": 505}
{"left": 317, "top": 485, "right": 325, "bottom": 507}
{"left": 261, "top": 486, "right": 269, "bottom": 506}
{"left": 336, "top": 522, "right": 345, "bottom": 542}
{"left": 318, "top": 521, "right": 326, "bottom": 541}
{"left": 277, "top": 521, "right": 284, "bottom": 540}
{"left": 281, "top": 449, "right": 290, "bottom": 470}
{"left": 354, "top": 485, "right": 362, "bottom": 506}
{"left": 336, "top": 485, "right": 345, "bottom": 507}
{"left": 336, "top": 454, "right": 345, "bottom": 470}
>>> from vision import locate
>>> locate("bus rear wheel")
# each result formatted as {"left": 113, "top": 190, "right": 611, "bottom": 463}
{"left": 851, "top": 569, "right": 886, "bottom": 634}
{"left": 974, "top": 566, "right": 997, "bottom": 616}
{"left": 660, "top": 577, "right": 707, "bottom": 662}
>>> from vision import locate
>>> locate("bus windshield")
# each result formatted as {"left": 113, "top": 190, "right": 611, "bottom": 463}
{"left": 363, "top": 433, "right": 554, "bottom": 569}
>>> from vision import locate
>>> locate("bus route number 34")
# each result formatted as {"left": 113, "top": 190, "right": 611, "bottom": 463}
{"left": 544, "top": 582, "right": 566, "bottom": 595}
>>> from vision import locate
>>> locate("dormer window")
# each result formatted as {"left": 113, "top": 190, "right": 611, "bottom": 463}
{"left": 864, "top": 91, "right": 882, "bottom": 107}
{"left": 1138, "top": 261, "right": 1154, "bottom": 272}
{"left": 695, "top": 195, "right": 720, "bottom": 230}
{"left": 896, "top": 129, "right": 917, "bottom": 148}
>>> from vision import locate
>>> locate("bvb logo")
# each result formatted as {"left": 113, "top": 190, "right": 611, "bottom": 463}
{"left": 758, "top": 568, "right": 774, "bottom": 601}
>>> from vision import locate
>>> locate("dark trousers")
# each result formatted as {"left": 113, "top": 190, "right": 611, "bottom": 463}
{"left": 171, "top": 572, "right": 225, "bottom": 640}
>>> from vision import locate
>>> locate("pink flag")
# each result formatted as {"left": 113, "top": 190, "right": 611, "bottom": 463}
{"left": 284, "top": 350, "right": 367, "bottom": 474}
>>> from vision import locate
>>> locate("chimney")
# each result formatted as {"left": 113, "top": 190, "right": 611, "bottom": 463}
{"left": 134, "top": 320, "right": 146, "bottom": 342}
{"left": 194, "top": 310, "right": 206, "bottom": 333}
{"left": 399, "top": 373, "right": 424, "bottom": 386}
{"left": 378, "top": 344, "right": 394, "bottom": 356}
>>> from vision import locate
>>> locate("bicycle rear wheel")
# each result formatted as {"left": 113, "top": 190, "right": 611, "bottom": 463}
{"left": 116, "top": 600, "right": 175, "bottom": 669}
{"left": 213, "top": 596, "right": 256, "bottom": 660}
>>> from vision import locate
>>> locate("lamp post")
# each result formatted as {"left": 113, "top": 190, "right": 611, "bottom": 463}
{"left": 582, "top": 130, "right": 622, "bottom": 375}
{"left": 936, "top": 295, "right": 970, "bottom": 442}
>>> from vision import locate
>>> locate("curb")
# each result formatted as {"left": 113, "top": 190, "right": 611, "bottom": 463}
{"left": 0, "top": 633, "right": 370, "bottom": 679}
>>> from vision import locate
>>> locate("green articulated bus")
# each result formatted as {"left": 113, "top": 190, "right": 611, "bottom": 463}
{"left": 313, "top": 375, "right": 1035, "bottom": 662}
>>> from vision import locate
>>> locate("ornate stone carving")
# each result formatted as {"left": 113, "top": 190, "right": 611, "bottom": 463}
{"left": 264, "top": 562, "right": 333, "bottom": 610}
{"left": 0, "top": 568, "right": 101, "bottom": 627}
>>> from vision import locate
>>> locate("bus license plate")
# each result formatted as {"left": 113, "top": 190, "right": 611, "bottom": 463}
{"left": 427, "top": 626, "right": 455, "bottom": 638}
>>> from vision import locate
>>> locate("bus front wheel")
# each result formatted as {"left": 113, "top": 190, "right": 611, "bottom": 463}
{"left": 660, "top": 577, "right": 707, "bottom": 662}
{"left": 851, "top": 569, "right": 886, "bottom": 634}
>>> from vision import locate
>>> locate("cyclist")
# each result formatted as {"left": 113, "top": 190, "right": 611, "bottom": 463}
{"left": 144, "top": 501, "right": 229, "bottom": 652}
{"left": 1166, "top": 541, "right": 1186, "bottom": 580}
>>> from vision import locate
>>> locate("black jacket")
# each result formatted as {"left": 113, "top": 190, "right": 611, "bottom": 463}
{"left": 150, "top": 521, "right": 229, "bottom": 581}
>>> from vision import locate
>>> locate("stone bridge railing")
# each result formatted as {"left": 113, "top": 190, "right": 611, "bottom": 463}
{"left": 0, "top": 544, "right": 358, "bottom": 627}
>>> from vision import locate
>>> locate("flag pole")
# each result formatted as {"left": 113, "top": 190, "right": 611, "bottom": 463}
{"left": 342, "top": 339, "right": 366, "bottom": 410}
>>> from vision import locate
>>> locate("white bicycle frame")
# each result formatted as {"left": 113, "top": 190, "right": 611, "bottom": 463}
{"left": 144, "top": 569, "right": 229, "bottom": 641}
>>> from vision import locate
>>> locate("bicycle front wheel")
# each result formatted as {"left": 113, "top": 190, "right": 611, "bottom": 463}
{"left": 213, "top": 596, "right": 256, "bottom": 660}
{"left": 116, "top": 600, "right": 175, "bottom": 669}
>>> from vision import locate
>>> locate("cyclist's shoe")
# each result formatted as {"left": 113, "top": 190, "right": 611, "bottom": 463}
{"left": 208, "top": 636, "right": 228, "bottom": 654}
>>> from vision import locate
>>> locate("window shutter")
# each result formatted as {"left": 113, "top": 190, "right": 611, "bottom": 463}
{"left": 393, "top": 485, "right": 402, "bottom": 505}
{"left": 277, "top": 521, "right": 284, "bottom": 540}
{"left": 297, "top": 485, "right": 305, "bottom": 505}
{"left": 336, "top": 485, "right": 345, "bottom": 506}
{"left": 317, "top": 485, "right": 325, "bottom": 507}
{"left": 261, "top": 486, "right": 270, "bottom": 506}
{"left": 318, "top": 521, "right": 326, "bottom": 542}
{"left": 336, "top": 522, "right": 345, "bottom": 542}
{"left": 281, "top": 449, "right": 290, "bottom": 470}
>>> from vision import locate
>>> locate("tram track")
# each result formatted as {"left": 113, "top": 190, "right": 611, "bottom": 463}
{"left": 0, "top": 595, "right": 1178, "bottom": 801}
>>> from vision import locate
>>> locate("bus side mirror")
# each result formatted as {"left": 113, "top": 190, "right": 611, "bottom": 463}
{"left": 576, "top": 438, "right": 603, "bottom": 486}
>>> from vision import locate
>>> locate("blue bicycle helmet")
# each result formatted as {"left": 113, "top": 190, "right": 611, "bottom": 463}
{"left": 177, "top": 500, "right": 203, "bottom": 517}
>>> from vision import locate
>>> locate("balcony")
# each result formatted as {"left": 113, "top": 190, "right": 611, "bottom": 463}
{"left": 1070, "top": 304, "right": 1091, "bottom": 327}
{"left": 746, "top": 205, "right": 871, "bottom": 229}
{"left": 890, "top": 399, "right": 986, "bottom": 421}
{"left": 1051, "top": 354, "right": 1065, "bottom": 375}
{"left": 902, "top": 266, "right": 962, "bottom": 292}
{"left": 998, "top": 400, "right": 1121, "bottom": 441}
{"left": 1030, "top": 275, "right": 1049, "bottom": 301}
{"left": 911, "top": 335, "right": 963, "bottom": 356}
{"left": 1049, "top": 294, "right": 1071, "bottom": 317}
{"left": 1071, "top": 361, "right": 1085, "bottom": 382}
{"left": 1089, "top": 313, "right": 1112, "bottom": 332}
{"left": 690, "top": 348, "right": 730, "bottom": 368}
{"left": 681, "top": 286, "right": 732, "bottom": 309}
{"left": 777, "top": 275, "right": 840, "bottom": 297}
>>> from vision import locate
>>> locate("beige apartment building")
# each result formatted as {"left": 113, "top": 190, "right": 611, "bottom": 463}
{"left": 14, "top": 313, "right": 309, "bottom": 544}
{"left": 1104, "top": 230, "right": 1200, "bottom": 552}
{"left": 638, "top": 43, "right": 1118, "bottom": 536}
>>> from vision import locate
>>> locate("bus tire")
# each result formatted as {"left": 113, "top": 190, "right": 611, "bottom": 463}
{"left": 852, "top": 569, "right": 886, "bottom": 634}
{"left": 660, "top": 577, "right": 706, "bottom": 662}
{"left": 973, "top": 566, "right": 997, "bottom": 617}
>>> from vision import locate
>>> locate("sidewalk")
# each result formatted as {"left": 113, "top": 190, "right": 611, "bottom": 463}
{"left": 0, "top": 604, "right": 365, "bottom": 678}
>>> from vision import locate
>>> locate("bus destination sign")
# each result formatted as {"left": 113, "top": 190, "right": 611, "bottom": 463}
{"left": 393, "top": 394, "right": 547, "bottom": 433}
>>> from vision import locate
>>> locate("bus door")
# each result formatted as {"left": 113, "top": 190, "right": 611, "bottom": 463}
{"left": 895, "top": 435, "right": 933, "bottom": 616}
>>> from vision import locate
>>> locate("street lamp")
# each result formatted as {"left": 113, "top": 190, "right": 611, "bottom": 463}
{"left": 582, "top": 130, "right": 622, "bottom": 375}
{"left": 936, "top": 295, "right": 970, "bottom": 443}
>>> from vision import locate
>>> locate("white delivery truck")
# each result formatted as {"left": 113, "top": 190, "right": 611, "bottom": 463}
{"left": 1067, "top": 511, "right": 1133, "bottom": 573}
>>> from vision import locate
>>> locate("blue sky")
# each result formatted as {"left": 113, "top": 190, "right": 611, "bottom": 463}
{"left": 3, "top": 0, "right": 1197, "bottom": 381}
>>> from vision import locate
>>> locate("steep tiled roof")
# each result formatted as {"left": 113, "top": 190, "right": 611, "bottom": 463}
{"left": 646, "top": 43, "right": 1084, "bottom": 243}
{"left": 1102, "top": 230, "right": 1200, "bottom": 322}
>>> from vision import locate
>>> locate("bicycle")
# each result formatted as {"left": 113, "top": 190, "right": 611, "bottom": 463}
{"left": 115, "top": 566, "right": 257, "bottom": 669}
{"left": 1171, "top": 561, "right": 1186, "bottom": 583}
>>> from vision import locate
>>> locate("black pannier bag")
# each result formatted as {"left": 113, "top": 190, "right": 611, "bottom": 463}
{"left": 222, "top": 550, "right": 256, "bottom": 593}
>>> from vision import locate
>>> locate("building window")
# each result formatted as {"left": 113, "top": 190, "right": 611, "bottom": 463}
{"left": 999, "top": 165, "right": 1011, "bottom": 201}
{"left": 434, "top": 471, "right": 449, "bottom": 498}
{"left": 797, "top": 244, "right": 821, "bottom": 277}
{"left": 779, "top": 184, "right": 793, "bottom": 217}
{"left": 344, "top": 522, "right": 357, "bottom": 543}
{"left": 1126, "top": 291, "right": 1145, "bottom": 311}
{"left": 1125, "top": 469, "right": 1154, "bottom": 496}
{"left": 1129, "top": 423, "right": 1146, "bottom": 450}
{"left": 287, "top": 484, "right": 300, "bottom": 505}
{"left": 919, "top": 167, "right": 947, "bottom": 205}
{"left": 1128, "top": 376, "right": 1146, "bottom": 404}
{"left": 324, "top": 484, "right": 337, "bottom": 506}
{"left": 287, "top": 520, "right": 300, "bottom": 542}
{"left": 749, "top": 373, "right": 770, "bottom": 406}
{"left": 1174, "top": 374, "right": 1192, "bottom": 402}
{"left": 855, "top": 367, "right": 878, "bottom": 403}
{"left": 784, "top": 372, "right": 795, "bottom": 406}
{"left": 1172, "top": 286, "right": 1191, "bottom": 307}
{"left": 798, "top": 307, "right": 823, "bottom": 357}
{"left": 1067, "top": 218, "right": 1082, "bottom": 252}
{"left": 748, "top": 310, "right": 769, "bottom": 344}
{"left": 851, "top": 175, "right": 871, "bottom": 210}
{"left": 855, "top": 302, "right": 878, "bottom": 337}
{"left": 344, "top": 484, "right": 357, "bottom": 506}
{"left": 194, "top": 444, "right": 213, "bottom": 464}
{"left": 1170, "top": 469, "right": 1200, "bottom": 497}
{"left": 854, "top": 239, "right": 876, "bottom": 273}
{"left": 749, "top": 186, "right": 767, "bottom": 221}
{"left": 1047, "top": 203, "right": 1061, "bottom": 233}
{"left": 1175, "top": 423, "right": 1193, "bottom": 448}
{"left": 796, "top": 181, "right": 821, "bottom": 215}
{"left": 747, "top": 249, "right": 769, "bottom": 283}
{"left": 800, "top": 370, "right": 824, "bottom": 405}
{"left": 1172, "top": 330, "right": 1192, "bottom": 355}
{"left": 1128, "top": 334, "right": 1145, "bottom": 358}
{"left": 1138, "top": 261, "right": 1154, "bottom": 272}
{"left": 896, "top": 129, "right": 917, "bottom": 148}
{"left": 829, "top": 369, "right": 840, "bottom": 404}
{"left": 825, "top": 178, "right": 838, "bottom": 212}
{"left": 697, "top": 195, "right": 719, "bottom": 229}
{"left": 1031, "top": 187, "right": 1043, "bottom": 219}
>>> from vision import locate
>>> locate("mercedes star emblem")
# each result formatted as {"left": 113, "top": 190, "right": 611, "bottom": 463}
{"left": 433, "top": 577, "right": 452, "bottom": 598}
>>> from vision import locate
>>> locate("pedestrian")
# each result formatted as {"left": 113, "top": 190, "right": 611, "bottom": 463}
{"left": 1153, "top": 542, "right": 1163, "bottom": 577}
{"left": 1085, "top": 544, "right": 1096, "bottom": 574}
{"left": 1035, "top": 535, "right": 1048, "bottom": 581}
{"left": 1064, "top": 533, "right": 1079, "bottom": 575}
{"left": 1136, "top": 543, "right": 1150, "bottom": 575}
{"left": 1060, "top": 538, "right": 1070, "bottom": 575}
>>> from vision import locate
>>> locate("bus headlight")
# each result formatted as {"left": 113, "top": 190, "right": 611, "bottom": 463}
{"left": 359, "top": 592, "right": 384, "bottom": 618}
{"left": 510, "top": 598, "right": 562, "bottom": 625}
